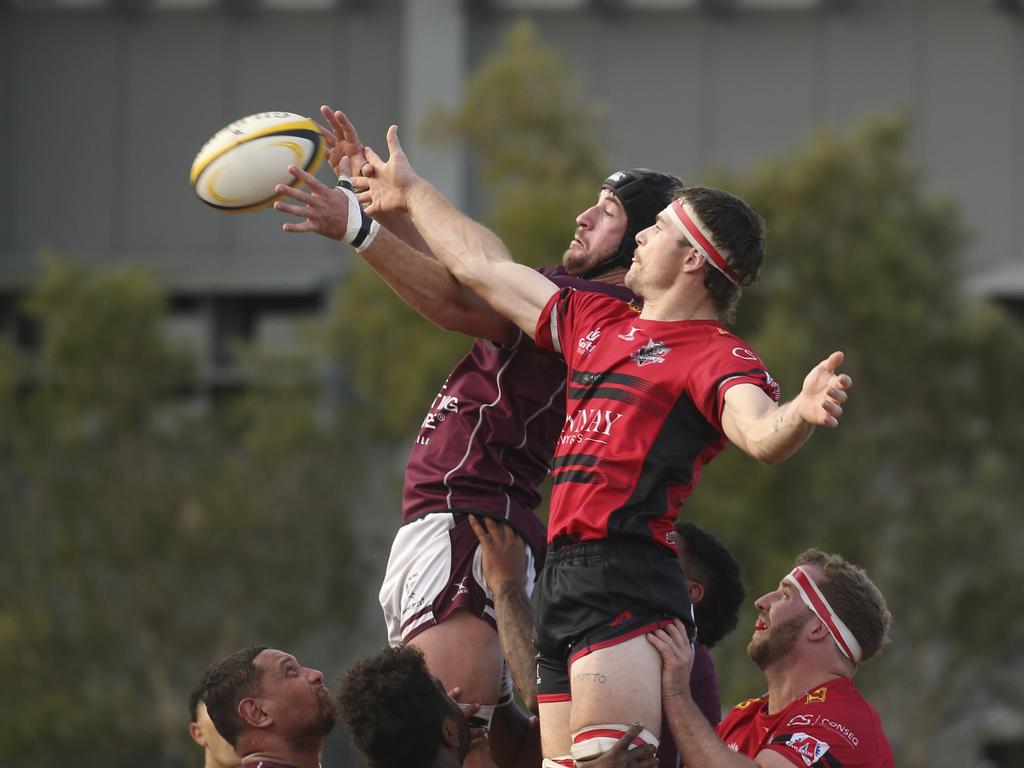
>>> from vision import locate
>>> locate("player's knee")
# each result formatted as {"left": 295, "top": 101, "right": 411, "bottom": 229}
{"left": 570, "top": 724, "right": 659, "bottom": 762}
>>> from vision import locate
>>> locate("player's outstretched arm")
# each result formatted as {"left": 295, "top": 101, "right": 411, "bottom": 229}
{"left": 273, "top": 158, "right": 517, "bottom": 344}
{"left": 319, "top": 105, "right": 431, "bottom": 254}
{"left": 721, "top": 351, "right": 852, "bottom": 465}
{"left": 359, "top": 125, "right": 558, "bottom": 339}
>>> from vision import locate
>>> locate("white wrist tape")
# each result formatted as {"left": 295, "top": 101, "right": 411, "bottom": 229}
{"left": 336, "top": 174, "right": 380, "bottom": 252}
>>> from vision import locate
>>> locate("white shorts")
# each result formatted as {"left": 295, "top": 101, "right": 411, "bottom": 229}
{"left": 379, "top": 512, "right": 538, "bottom": 646}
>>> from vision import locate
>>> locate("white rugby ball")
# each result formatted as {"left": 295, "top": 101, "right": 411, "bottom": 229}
{"left": 189, "top": 111, "right": 325, "bottom": 212}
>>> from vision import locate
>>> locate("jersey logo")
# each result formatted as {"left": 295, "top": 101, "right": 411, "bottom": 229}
{"left": 617, "top": 326, "right": 642, "bottom": 341}
{"left": 578, "top": 328, "right": 602, "bottom": 356}
{"left": 630, "top": 339, "right": 670, "bottom": 367}
{"left": 452, "top": 577, "right": 471, "bottom": 599}
{"left": 609, "top": 609, "right": 634, "bottom": 627}
{"left": 782, "top": 733, "right": 830, "bottom": 766}
{"left": 732, "top": 346, "right": 759, "bottom": 362}
{"left": 806, "top": 687, "right": 828, "bottom": 704}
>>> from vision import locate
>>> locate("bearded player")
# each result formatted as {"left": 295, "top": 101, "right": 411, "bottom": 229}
{"left": 272, "top": 107, "right": 683, "bottom": 767}
{"left": 355, "top": 125, "right": 852, "bottom": 768}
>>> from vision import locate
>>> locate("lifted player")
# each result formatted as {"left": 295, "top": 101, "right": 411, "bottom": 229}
{"left": 356, "top": 126, "right": 852, "bottom": 768}
{"left": 272, "top": 107, "right": 681, "bottom": 767}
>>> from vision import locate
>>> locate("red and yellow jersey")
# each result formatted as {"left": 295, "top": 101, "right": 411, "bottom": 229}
{"left": 716, "top": 677, "right": 894, "bottom": 767}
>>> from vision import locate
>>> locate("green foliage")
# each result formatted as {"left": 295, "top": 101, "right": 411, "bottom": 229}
{"left": 687, "top": 118, "right": 1024, "bottom": 766}
{"left": 330, "top": 20, "right": 609, "bottom": 440}
{"left": 423, "top": 21, "right": 606, "bottom": 264}
{"left": 0, "top": 258, "right": 363, "bottom": 767}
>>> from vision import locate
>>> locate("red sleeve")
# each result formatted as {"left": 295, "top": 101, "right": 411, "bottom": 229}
{"left": 688, "top": 334, "right": 780, "bottom": 433}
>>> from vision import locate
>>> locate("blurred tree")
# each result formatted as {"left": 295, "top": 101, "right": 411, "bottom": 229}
{"left": 684, "top": 118, "right": 1024, "bottom": 767}
{"left": 330, "top": 19, "right": 608, "bottom": 440}
{"left": 0, "top": 259, "right": 363, "bottom": 767}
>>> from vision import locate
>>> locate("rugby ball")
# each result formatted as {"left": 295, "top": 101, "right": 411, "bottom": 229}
{"left": 189, "top": 111, "right": 325, "bottom": 212}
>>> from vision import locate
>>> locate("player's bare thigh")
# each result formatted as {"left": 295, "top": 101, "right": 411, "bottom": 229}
{"left": 569, "top": 634, "right": 663, "bottom": 738}
{"left": 409, "top": 608, "right": 503, "bottom": 705}
{"left": 539, "top": 699, "right": 573, "bottom": 758}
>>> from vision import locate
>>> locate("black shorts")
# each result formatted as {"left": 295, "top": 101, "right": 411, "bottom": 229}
{"left": 532, "top": 539, "right": 695, "bottom": 702}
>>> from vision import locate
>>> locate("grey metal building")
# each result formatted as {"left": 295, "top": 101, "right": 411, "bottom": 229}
{"left": 2, "top": 0, "right": 1023, "bottom": 400}
{"left": 4, "top": 2, "right": 1024, "bottom": 765}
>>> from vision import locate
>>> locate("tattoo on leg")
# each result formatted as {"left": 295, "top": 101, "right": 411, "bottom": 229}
{"left": 572, "top": 671, "right": 607, "bottom": 684}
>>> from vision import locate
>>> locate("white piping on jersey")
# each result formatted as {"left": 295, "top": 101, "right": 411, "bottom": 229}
{"left": 443, "top": 343, "right": 520, "bottom": 509}
{"left": 549, "top": 304, "right": 562, "bottom": 354}
{"left": 717, "top": 374, "right": 746, "bottom": 390}
{"left": 496, "top": 371, "right": 568, "bottom": 518}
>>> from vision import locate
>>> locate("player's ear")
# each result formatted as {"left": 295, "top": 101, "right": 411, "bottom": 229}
{"left": 239, "top": 697, "right": 272, "bottom": 730}
{"left": 441, "top": 715, "right": 460, "bottom": 748}
{"left": 807, "top": 617, "right": 831, "bottom": 644}
{"left": 188, "top": 721, "right": 205, "bottom": 747}
{"left": 687, "top": 580, "right": 705, "bottom": 605}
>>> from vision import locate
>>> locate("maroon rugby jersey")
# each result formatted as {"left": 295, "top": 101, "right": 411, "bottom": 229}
{"left": 534, "top": 288, "right": 780, "bottom": 552}
{"left": 716, "top": 677, "right": 894, "bottom": 767}
{"left": 401, "top": 267, "right": 634, "bottom": 559}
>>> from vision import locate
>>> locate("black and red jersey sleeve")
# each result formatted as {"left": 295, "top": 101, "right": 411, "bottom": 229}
{"left": 688, "top": 332, "right": 781, "bottom": 432}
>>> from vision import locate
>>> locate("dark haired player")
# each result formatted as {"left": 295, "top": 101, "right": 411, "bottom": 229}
{"left": 272, "top": 107, "right": 682, "bottom": 765}
{"left": 188, "top": 676, "right": 241, "bottom": 768}
{"left": 202, "top": 646, "right": 339, "bottom": 768}
{"left": 357, "top": 126, "right": 852, "bottom": 768}
{"left": 674, "top": 520, "right": 747, "bottom": 723}
{"left": 338, "top": 645, "right": 660, "bottom": 768}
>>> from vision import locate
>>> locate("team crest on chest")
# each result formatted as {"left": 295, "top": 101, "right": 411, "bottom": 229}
{"left": 630, "top": 339, "right": 670, "bottom": 367}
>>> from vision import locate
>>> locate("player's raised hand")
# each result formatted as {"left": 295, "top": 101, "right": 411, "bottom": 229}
{"left": 587, "top": 724, "right": 659, "bottom": 768}
{"left": 796, "top": 350, "right": 853, "bottom": 429}
{"left": 357, "top": 124, "right": 421, "bottom": 216}
{"left": 468, "top": 516, "right": 528, "bottom": 593}
{"left": 273, "top": 158, "right": 352, "bottom": 240}
{"left": 647, "top": 619, "right": 694, "bottom": 702}
{"left": 319, "top": 105, "right": 366, "bottom": 179}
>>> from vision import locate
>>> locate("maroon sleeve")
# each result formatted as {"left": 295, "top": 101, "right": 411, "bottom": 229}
{"left": 688, "top": 643, "right": 722, "bottom": 725}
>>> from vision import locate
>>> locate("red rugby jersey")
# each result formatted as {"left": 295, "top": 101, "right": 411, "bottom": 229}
{"left": 716, "top": 677, "right": 894, "bottom": 767}
{"left": 534, "top": 288, "right": 779, "bottom": 551}
{"left": 401, "top": 268, "right": 634, "bottom": 560}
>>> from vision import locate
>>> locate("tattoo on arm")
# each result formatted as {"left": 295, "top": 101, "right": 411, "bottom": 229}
{"left": 771, "top": 402, "right": 792, "bottom": 433}
{"left": 495, "top": 581, "right": 538, "bottom": 706}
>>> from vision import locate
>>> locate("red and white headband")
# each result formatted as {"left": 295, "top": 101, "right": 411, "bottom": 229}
{"left": 784, "top": 566, "right": 863, "bottom": 663}
{"left": 665, "top": 199, "right": 741, "bottom": 286}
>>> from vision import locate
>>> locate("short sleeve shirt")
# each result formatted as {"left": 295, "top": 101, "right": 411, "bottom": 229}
{"left": 534, "top": 288, "right": 779, "bottom": 551}
{"left": 716, "top": 677, "right": 895, "bottom": 767}
{"left": 401, "top": 268, "right": 634, "bottom": 560}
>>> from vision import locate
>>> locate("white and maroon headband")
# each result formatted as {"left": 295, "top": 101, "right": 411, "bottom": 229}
{"left": 784, "top": 566, "right": 863, "bottom": 663}
{"left": 665, "top": 199, "right": 741, "bottom": 286}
